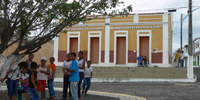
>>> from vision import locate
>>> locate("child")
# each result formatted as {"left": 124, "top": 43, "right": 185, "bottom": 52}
{"left": 47, "top": 57, "right": 56, "bottom": 100}
{"left": 37, "top": 57, "right": 50, "bottom": 100}
{"left": 77, "top": 51, "right": 86, "bottom": 99}
{"left": 26, "top": 54, "right": 34, "bottom": 74}
{"left": 66, "top": 52, "right": 79, "bottom": 100}
{"left": 28, "top": 62, "right": 43, "bottom": 100}
{"left": 0, "top": 61, "right": 28, "bottom": 100}
{"left": 61, "top": 53, "right": 72, "bottom": 100}
{"left": 82, "top": 61, "right": 93, "bottom": 95}
{"left": 19, "top": 67, "right": 30, "bottom": 100}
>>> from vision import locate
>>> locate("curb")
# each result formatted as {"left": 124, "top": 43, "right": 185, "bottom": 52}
{"left": 54, "top": 78, "right": 196, "bottom": 83}
{"left": 53, "top": 87, "right": 146, "bottom": 100}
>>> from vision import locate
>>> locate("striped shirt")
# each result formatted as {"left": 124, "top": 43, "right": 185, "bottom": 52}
{"left": 8, "top": 66, "right": 21, "bottom": 80}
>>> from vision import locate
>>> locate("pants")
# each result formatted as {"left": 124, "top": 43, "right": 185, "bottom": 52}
{"left": 82, "top": 77, "right": 91, "bottom": 94}
{"left": 78, "top": 72, "right": 84, "bottom": 98}
{"left": 181, "top": 60, "right": 184, "bottom": 67}
{"left": 70, "top": 82, "right": 79, "bottom": 100}
{"left": 37, "top": 80, "right": 46, "bottom": 91}
{"left": 48, "top": 79, "right": 55, "bottom": 97}
{"left": 28, "top": 87, "right": 40, "bottom": 100}
{"left": 137, "top": 59, "right": 141, "bottom": 67}
{"left": 63, "top": 75, "right": 71, "bottom": 98}
{"left": 176, "top": 59, "right": 179, "bottom": 68}
{"left": 7, "top": 78, "right": 17, "bottom": 96}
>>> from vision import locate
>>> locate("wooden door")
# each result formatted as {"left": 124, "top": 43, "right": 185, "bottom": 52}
{"left": 116, "top": 37, "right": 126, "bottom": 64}
{"left": 139, "top": 37, "right": 149, "bottom": 62}
{"left": 70, "top": 38, "right": 78, "bottom": 57}
{"left": 90, "top": 37, "right": 99, "bottom": 64}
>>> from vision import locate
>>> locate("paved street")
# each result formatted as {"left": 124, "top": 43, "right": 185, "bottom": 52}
{"left": 1, "top": 82, "right": 200, "bottom": 100}
{"left": 53, "top": 82, "right": 200, "bottom": 100}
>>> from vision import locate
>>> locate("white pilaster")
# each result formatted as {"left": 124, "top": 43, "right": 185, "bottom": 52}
{"left": 187, "top": 56, "right": 194, "bottom": 79}
{"left": 104, "top": 16, "right": 110, "bottom": 63}
{"left": 162, "top": 12, "right": 169, "bottom": 66}
{"left": 54, "top": 37, "right": 59, "bottom": 63}
{"left": 134, "top": 14, "right": 139, "bottom": 23}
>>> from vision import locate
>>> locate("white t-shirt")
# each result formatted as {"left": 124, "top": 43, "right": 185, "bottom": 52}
{"left": 84, "top": 67, "right": 93, "bottom": 78}
{"left": 180, "top": 54, "right": 185, "bottom": 60}
{"left": 20, "top": 73, "right": 29, "bottom": 80}
{"left": 8, "top": 66, "right": 21, "bottom": 80}
{"left": 63, "top": 60, "right": 72, "bottom": 75}
{"left": 77, "top": 59, "right": 86, "bottom": 72}
{"left": 37, "top": 66, "right": 48, "bottom": 80}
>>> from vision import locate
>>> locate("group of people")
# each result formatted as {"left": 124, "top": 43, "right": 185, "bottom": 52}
{"left": 137, "top": 55, "right": 148, "bottom": 67}
{"left": 175, "top": 50, "right": 185, "bottom": 68}
{"left": 62, "top": 51, "right": 93, "bottom": 100}
{"left": 0, "top": 51, "right": 93, "bottom": 100}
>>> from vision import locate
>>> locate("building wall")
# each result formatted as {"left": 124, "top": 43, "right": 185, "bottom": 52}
{"left": 1, "top": 42, "right": 54, "bottom": 65}
{"left": 56, "top": 12, "right": 173, "bottom": 67}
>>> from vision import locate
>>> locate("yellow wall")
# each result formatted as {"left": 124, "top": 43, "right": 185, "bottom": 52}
{"left": 110, "top": 25, "right": 163, "bottom": 51}
{"left": 59, "top": 26, "right": 105, "bottom": 51}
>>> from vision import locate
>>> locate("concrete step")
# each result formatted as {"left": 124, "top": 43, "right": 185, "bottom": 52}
{"left": 55, "top": 67, "right": 187, "bottom": 79}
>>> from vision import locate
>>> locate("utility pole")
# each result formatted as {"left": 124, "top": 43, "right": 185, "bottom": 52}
{"left": 181, "top": 14, "right": 183, "bottom": 51}
{"left": 187, "top": 0, "right": 193, "bottom": 79}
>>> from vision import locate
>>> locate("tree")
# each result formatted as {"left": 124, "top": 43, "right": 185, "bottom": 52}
{"left": 0, "top": 0, "right": 132, "bottom": 78}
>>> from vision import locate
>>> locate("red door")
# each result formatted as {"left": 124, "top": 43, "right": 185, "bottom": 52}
{"left": 116, "top": 37, "right": 126, "bottom": 64}
{"left": 90, "top": 37, "right": 99, "bottom": 64}
{"left": 139, "top": 37, "right": 149, "bottom": 62}
{"left": 70, "top": 38, "right": 78, "bottom": 58}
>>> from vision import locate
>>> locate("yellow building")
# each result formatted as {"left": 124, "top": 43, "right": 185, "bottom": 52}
{"left": 54, "top": 12, "right": 173, "bottom": 67}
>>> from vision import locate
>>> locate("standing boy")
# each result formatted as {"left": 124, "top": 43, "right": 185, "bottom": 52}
{"left": 175, "top": 50, "right": 180, "bottom": 68}
{"left": 82, "top": 61, "right": 93, "bottom": 95}
{"left": 1, "top": 61, "right": 28, "bottom": 100}
{"left": 180, "top": 51, "right": 185, "bottom": 68}
{"left": 28, "top": 62, "right": 43, "bottom": 100}
{"left": 66, "top": 52, "right": 79, "bottom": 100}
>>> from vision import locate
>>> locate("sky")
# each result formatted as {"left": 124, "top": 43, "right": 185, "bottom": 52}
{"left": 120, "top": 0, "right": 200, "bottom": 52}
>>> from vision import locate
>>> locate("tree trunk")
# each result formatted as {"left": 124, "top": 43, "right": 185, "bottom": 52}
{"left": 0, "top": 54, "right": 25, "bottom": 79}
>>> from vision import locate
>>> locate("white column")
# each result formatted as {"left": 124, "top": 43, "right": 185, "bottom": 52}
{"left": 54, "top": 37, "right": 59, "bottom": 63}
{"left": 187, "top": 56, "right": 193, "bottom": 78}
{"left": 162, "top": 12, "right": 169, "bottom": 66}
{"left": 134, "top": 14, "right": 139, "bottom": 23}
{"left": 104, "top": 16, "right": 110, "bottom": 63}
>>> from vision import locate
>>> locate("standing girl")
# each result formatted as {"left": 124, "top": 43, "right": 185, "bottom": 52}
{"left": 47, "top": 57, "right": 56, "bottom": 100}
{"left": 37, "top": 57, "right": 50, "bottom": 100}
{"left": 20, "top": 67, "right": 30, "bottom": 100}
{"left": 61, "top": 53, "right": 72, "bottom": 99}
{"left": 77, "top": 51, "right": 85, "bottom": 99}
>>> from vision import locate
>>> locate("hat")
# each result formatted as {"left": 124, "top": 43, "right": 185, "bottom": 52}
{"left": 41, "top": 57, "right": 47, "bottom": 61}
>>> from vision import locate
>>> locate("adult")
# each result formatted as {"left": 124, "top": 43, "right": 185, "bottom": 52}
{"left": 77, "top": 51, "right": 86, "bottom": 99}
{"left": 137, "top": 55, "right": 143, "bottom": 67}
{"left": 143, "top": 56, "right": 148, "bottom": 67}
{"left": 180, "top": 51, "right": 185, "bottom": 68}
{"left": 61, "top": 53, "right": 72, "bottom": 99}
{"left": 26, "top": 54, "right": 34, "bottom": 74}
{"left": 175, "top": 50, "right": 180, "bottom": 68}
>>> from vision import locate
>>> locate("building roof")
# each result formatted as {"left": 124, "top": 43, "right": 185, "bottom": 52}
{"left": 193, "top": 37, "right": 200, "bottom": 42}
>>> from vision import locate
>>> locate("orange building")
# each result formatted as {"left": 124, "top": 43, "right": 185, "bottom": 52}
{"left": 54, "top": 12, "right": 173, "bottom": 67}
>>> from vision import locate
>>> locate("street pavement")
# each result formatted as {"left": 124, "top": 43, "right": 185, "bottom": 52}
{"left": 54, "top": 82, "right": 200, "bottom": 100}
{"left": 1, "top": 82, "right": 200, "bottom": 100}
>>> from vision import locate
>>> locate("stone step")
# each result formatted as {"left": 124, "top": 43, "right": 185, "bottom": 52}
{"left": 55, "top": 67, "right": 187, "bottom": 79}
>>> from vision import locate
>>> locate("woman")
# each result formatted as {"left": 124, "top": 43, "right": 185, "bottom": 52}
{"left": 77, "top": 51, "right": 85, "bottom": 99}
{"left": 61, "top": 53, "right": 72, "bottom": 99}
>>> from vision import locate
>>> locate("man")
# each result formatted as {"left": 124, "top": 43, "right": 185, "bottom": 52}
{"left": 180, "top": 51, "right": 185, "bottom": 68}
{"left": 175, "top": 50, "right": 180, "bottom": 68}
{"left": 137, "top": 55, "right": 143, "bottom": 67}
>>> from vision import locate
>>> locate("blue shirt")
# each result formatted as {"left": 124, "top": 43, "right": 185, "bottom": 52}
{"left": 69, "top": 59, "right": 79, "bottom": 82}
{"left": 137, "top": 56, "right": 143, "bottom": 60}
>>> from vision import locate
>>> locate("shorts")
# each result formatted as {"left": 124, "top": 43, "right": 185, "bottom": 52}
{"left": 7, "top": 78, "right": 17, "bottom": 96}
{"left": 37, "top": 80, "right": 46, "bottom": 91}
